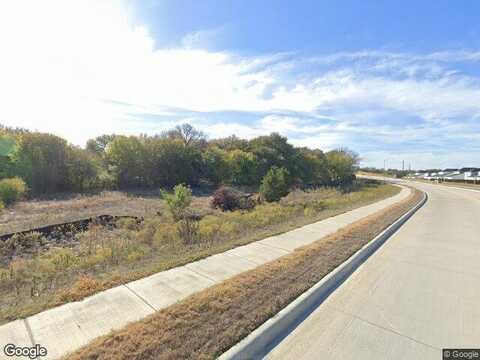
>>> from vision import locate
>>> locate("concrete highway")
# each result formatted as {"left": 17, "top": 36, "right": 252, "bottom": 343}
{"left": 266, "top": 181, "right": 480, "bottom": 360}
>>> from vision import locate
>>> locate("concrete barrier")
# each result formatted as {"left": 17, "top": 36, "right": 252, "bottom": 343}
{"left": 219, "top": 190, "right": 428, "bottom": 360}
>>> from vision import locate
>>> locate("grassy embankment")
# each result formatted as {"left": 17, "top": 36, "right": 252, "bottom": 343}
{"left": 0, "top": 189, "right": 212, "bottom": 236}
{"left": 0, "top": 180, "right": 399, "bottom": 324}
{"left": 67, "top": 187, "right": 422, "bottom": 360}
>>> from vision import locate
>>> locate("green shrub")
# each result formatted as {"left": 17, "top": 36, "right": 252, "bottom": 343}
{"left": 259, "top": 167, "right": 290, "bottom": 202}
{"left": 160, "top": 184, "right": 192, "bottom": 221}
{"left": 160, "top": 184, "right": 199, "bottom": 244}
{"left": 0, "top": 177, "right": 28, "bottom": 205}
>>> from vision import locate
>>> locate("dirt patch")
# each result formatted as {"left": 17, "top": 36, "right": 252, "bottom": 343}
{"left": 67, "top": 188, "right": 423, "bottom": 360}
{"left": 0, "top": 215, "right": 141, "bottom": 265}
{"left": 0, "top": 190, "right": 214, "bottom": 236}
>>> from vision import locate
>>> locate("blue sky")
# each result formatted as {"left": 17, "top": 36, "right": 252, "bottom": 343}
{"left": 134, "top": 0, "right": 480, "bottom": 55}
{"left": 1, "top": 0, "right": 479, "bottom": 169}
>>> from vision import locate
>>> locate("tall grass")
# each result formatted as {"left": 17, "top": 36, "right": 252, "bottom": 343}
{"left": 0, "top": 181, "right": 398, "bottom": 323}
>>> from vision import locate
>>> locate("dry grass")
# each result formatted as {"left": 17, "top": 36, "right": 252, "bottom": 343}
{"left": 0, "top": 190, "right": 214, "bottom": 236}
{"left": 67, "top": 188, "right": 423, "bottom": 360}
{"left": 0, "top": 181, "right": 399, "bottom": 324}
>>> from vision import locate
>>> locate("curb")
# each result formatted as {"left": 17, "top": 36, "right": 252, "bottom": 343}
{"left": 219, "top": 190, "right": 428, "bottom": 360}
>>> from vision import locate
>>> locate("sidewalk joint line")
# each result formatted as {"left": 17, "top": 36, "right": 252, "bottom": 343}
{"left": 123, "top": 284, "right": 157, "bottom": 312}
{"left": 24, "top": 318, "right": 36, "bottom": 346}
{"left": 183, "top": 265, "right": 219, "bottom": 283}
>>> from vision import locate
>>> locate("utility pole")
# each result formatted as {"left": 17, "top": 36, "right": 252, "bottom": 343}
{"left": 402, "top": 160, "right": 405, "bottom": 171}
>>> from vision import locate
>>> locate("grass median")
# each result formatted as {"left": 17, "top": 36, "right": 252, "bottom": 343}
{"left": 67, "top": 187, "right": 422, "bottom": 360}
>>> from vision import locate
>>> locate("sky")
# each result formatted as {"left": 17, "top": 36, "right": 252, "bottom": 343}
{"left": 0, "top": 0, "right": 479, "bottom": 169}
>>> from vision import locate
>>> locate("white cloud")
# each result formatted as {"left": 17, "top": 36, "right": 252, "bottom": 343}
{"left": 0, "top": 1, "right": 480, "bottom": 168}
{"left": 0, "top": 1, "right": 278, "bottom": 143}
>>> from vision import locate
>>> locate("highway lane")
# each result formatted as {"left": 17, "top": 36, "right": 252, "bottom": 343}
{"left": 266, "top": 181, "right": 480, "bottom": 360}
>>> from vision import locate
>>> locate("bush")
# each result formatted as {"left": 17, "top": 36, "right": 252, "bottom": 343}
{"left": 56, "top": 275, "right": 103, "bottom": 302}
{"left": 1, "top": 232, "right": 44, "bottom": 257}
{"left": 0, "top": 177, "right": 28, "bottom": 205}
{"left": 259, "top": 167, "right": 290, "bottom": 202}
{"left": 160, "top": 184, "right": 192, "bottom": 221}
{"left": 210, "top": 186, "right": 255, "bottom": 211}
{"left": 160, "top": 184, "right": 199, "bottom": 244}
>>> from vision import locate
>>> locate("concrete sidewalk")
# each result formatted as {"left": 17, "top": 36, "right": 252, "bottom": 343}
{"left": 0, "top": 187, "right": 410, "bottom": 359}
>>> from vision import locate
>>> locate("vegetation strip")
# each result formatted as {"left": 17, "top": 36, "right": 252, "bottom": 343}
{"left": 0, "top": 181, "right": 398, "bottom": 324}
{"left": 0, "top": 215, "right": 140, "bottom": 241}
{"left": 1, "top": 124, "right": 359, "bottom": 206}
{"left": 67, "top": 188, "right": 422, "bottom": 360}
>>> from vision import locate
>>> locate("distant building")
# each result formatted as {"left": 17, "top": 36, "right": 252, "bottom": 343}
{"left": 410, "top": 167, "right": 480, "bottom": 183}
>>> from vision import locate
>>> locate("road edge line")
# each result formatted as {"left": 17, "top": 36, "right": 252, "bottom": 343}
{"left": 219, "top": 190, "right": 428, "bottom": 360}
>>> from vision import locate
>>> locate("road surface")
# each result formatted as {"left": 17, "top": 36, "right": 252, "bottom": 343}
{"left": 266, "top": 181, "right": 480, "bottom": 360}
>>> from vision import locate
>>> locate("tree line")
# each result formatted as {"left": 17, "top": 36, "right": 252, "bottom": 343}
{"left": 0, "top": 123, "right": 359, "bottom": 196}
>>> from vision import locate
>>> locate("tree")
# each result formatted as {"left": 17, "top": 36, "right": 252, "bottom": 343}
{"left": 209, "top": 135, "right": 249, "bottom": 152}
{"left": 295, "top": 148, "right": 330, "bottom": 186}
{"left": 163, "top": 123, "right": 206, "bottom": 148}
{"left": 201, "top": 145, "right": 230, "bottom": 186}
{"left": 145, "top": 138, "right": 202, "bottom": 187}
{"left": 105, "top": 136, "right": 147, "bottom": 187}
{"left": 0, "top": 133, "right": 17, "bottom": 179}
{"left": 13, "top": 132, "right": 71, "bottom": 194}
{"left": 0, "top": 123, "right": 363, "bottom": 196}
{"left": 86, "top": 134, "right": 116, "bottom": 156}
{"left": 226, "top": 149, "right": 259, "bottom": 186}
{"left": 326, "top": 148, "right": 360, "bottom": 186}
{"left": 249, "top": 133, "right": 296, "bottom": 179}
{"left": 259, "top": 166, "right": 290, "bottom": 202}
{"left": 66, "top": 146, "right": 99, "bottom": 191}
